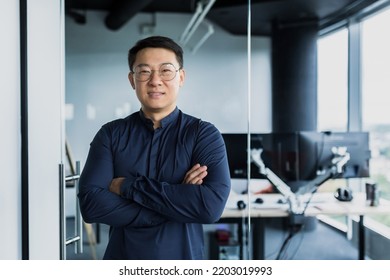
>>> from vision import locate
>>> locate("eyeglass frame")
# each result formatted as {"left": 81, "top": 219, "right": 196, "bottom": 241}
{"left": 131, "top": 63, "right": 182, "bottom": 82}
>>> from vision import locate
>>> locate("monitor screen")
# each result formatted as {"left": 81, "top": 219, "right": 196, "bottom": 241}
{"left": 222, "top": 132, "right": 299, "bottom": 181}
{"left": 298, "top": 131, "right": 371, "bottom": 180}
{"left": 259, "top": 132, "right": 299, "bottom": 181}
{"left": 221, "top": 133, "right": 265, "bottom": 179}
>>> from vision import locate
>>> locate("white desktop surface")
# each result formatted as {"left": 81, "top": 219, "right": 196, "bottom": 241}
{"left": 222, "top": 192, "right": 390, "bottom": 218}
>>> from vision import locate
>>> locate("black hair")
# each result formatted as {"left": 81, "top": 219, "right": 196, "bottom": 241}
{"left": 127, "top": 36, "right": 184, "bottom": 71}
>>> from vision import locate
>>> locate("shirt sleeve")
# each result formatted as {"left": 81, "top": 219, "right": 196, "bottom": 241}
{"left": 120, "top": 121, "right": 231, "bottom": 224}
{"left": 78, "top": 126, "right": 166, "bottom": 228}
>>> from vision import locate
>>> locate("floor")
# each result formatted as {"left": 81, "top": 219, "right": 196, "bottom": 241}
{"left": 65, "top": 216, "right": 359, "bottom": 260}
{"left": 263, "top": 217, "right": 358, "bottom": 260}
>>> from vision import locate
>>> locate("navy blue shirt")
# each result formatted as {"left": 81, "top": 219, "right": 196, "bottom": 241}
{"left": 78, "top": 107, "right": 231, "bottom": 259}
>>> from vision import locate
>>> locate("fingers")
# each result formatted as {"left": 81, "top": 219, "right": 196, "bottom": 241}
{"left": 182, "top": 164, "right": 208, "bottom": 185}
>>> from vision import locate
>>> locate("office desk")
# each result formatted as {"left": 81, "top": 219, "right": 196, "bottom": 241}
{"left": 218, "top": 192, "right": 390, "bottom": 260}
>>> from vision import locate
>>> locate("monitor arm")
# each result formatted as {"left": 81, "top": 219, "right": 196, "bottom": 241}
{"left": 296, "top": 146, "right": 351, "bottom": 196}
{"left": 250, "top": 146, "right": 350, "bottom": 215}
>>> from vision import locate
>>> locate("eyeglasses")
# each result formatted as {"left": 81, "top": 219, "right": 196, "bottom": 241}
{"left": 132, "top": 63, "right": 181, "bottom": 82}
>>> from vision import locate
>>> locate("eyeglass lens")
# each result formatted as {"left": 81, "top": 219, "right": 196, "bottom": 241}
{"left": 134, "top": 63, "right": 178, "bottom": 81}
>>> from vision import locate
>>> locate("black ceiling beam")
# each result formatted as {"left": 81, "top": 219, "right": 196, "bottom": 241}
{"left": 105, "top": 0, "right": 154, "bottom": 31}
{"left": 319, "top": 0, "right": 378, "bottom": 31}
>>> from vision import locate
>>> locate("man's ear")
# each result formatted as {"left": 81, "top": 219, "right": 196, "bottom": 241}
{"left": 179, "top": 68, "right": 185, "bottom": 87}
{"left": 128, "top": 72, "right": 135, "bottom": 89}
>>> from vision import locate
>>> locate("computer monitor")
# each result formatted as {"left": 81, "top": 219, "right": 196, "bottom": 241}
{"left": 298, "top": 131, "right": 371, "bottom": 181}
{"left": 258, "top": 132, "right": 300, "bottom": 182}
{"left": 221, "top": 133, "right": 265, "bottom": 179}
{"left": 222, "top": 132, "right": 299, "bottom": 181}
{"left": 222, "top": 131, "right": 371, "bottom": 184}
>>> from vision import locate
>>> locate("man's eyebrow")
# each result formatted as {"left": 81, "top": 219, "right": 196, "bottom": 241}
{"left": 135, "top": 62, "right": 175, "bottom": 68}
{"left": 134, "top": 63, "right": 150, "bottom": 68}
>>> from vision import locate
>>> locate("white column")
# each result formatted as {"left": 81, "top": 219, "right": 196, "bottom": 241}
{"left": 27, "top": 0, "right": 65, "bottom": 259}
{"left": 0, "top": 0, "right": 22, "bottom": 260}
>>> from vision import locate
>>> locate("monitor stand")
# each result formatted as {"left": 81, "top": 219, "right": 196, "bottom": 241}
{"left": 250, "top": 147, "right": 350, "bottom": 215}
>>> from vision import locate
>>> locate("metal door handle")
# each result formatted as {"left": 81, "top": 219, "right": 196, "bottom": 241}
{"left": 59, "top": 161, "right": 83, "bottom": 259}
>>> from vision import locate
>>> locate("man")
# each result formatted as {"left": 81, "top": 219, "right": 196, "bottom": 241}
{"left": 78, "top": 35, "right": 231, "bottom": 260}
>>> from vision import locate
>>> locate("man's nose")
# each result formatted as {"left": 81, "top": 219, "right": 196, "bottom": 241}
{"left": 149, "top": 70, "right": 162, "bottom": 83}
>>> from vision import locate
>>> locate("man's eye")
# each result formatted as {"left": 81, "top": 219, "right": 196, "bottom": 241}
{"left": 161, "top": 69, "right": 173, "bottom": 74}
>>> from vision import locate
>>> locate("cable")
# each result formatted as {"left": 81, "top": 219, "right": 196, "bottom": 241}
{"left": 275, "top": 222, "right": 305, "bottom": 260}
{"left": 265, "top": 228, "right": 289, "bottom": 259}
{"left": 275, "top": 191, "right": 315, "bottom": 260}
{"left": 288, "top": 228, "right": 306, "bottom": 259}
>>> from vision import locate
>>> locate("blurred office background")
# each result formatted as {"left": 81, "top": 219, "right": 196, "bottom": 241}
{"left": 1, "top": 0, "right": 390, "bottom": 260}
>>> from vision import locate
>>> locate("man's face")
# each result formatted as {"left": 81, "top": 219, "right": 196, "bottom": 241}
{"left": 128, "top": 47, "right": 185, "bottom": 117}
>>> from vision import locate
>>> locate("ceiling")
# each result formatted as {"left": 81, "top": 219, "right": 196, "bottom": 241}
{"left": 66, "top": 0, "right": 380, "bottom": 36}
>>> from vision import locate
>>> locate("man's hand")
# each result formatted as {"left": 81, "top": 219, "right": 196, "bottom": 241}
{"left": 182, "top": 164, "right": 208, "bottom": 185}
{"left": 109, "top": 177, "right": 125, "bottom": 195}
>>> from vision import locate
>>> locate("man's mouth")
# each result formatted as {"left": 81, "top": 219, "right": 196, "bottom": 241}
{"left": 148, "top": 92, "right": 164, "bottom": 98}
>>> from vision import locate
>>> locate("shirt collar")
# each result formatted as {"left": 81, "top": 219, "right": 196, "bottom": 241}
{"left": 139, "top": 107, "right": 179, "bottom": 130}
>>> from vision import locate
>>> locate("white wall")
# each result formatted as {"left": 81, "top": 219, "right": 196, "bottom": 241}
{"left": 27, "top": 0, "right": 65, "bottom": 259}
{"left": 0, "top": 0, "right": 22, "bottom": 260}
{"left": 65, "top": 11, "right": 272, "bottom": 166}
{"left": 0, "top": 0, "right": 65, "bottom": 260}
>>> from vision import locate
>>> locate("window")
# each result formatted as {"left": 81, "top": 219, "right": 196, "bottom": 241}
{"left": 318, "top": 5, "right": 390, "bottom": 233}
{"left": 361, "top": 7, "right": 390, "bottom": 227}
{"left": 317, "top": 28, "right": 348, "bottom": 132}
